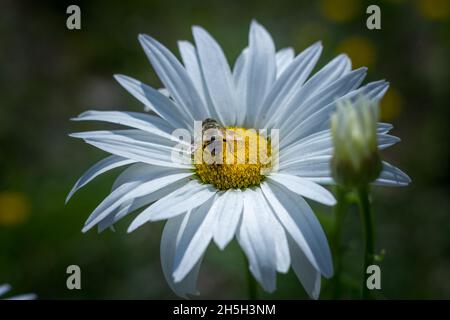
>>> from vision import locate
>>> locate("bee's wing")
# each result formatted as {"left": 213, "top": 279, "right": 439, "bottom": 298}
{"left": 205, "top": 140, "right": 223, "bottom": 155}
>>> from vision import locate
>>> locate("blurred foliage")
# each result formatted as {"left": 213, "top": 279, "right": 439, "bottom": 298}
{"left": 0, "top": 0, "right": 449, "bottom": 299}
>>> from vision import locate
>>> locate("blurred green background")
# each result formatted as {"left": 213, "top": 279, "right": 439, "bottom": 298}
{"left": 0, "top": 0, "right": 449, "bottom": 299}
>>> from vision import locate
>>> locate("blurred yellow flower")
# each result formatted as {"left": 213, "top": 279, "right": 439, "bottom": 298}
{"left": 319, "top": 0, "right": 361, "bottom": 22}
{"left": 416, "top": 0, "right": 450, "bottom": 20}
{"left": 0, "top": 192, "right": 30, "bottom": 226}
{"left": 380, "top": 87, "right": 404, "bottom": 121}
{"left": 336, "top": 36, "right": 376, "bottom": 68}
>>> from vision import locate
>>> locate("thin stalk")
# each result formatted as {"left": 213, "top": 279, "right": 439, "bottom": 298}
{"left": 332, "top": 185, "right": 349, "bottom": 299}
{"left": 357, "top": 185, "right": 375, "bottom": 300}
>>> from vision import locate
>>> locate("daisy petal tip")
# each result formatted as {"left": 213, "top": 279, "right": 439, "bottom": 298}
{"left": 337, "top": 53, "right": 351, "bottom": 62}
{"left": 64, "top": 194, "right": 72, "bottom": 205}
{"left": 69, "top": 113, "right": 86, "bottom": 121}
{"left": 138, "top": 34, "right": 155, "bottom": 48}
{"left": 313, "top": 40, "right": 323, "bottom": 48}
{"left": 113, "top": 74, "right": 124, "bottom": 81}
{"left": 359, "top": 66, "right": 369, "bottom": 73}
{"left": 217, "top": 244, "right": 226, "bottom": 251}
{"left": 263, "top": 283, "right": 277, "bottom": 294}
{"left": 214, "top": 239, "right": 228, "bottom": 251}
{"left": 137, "top": 33, "right": 148, "bottom": 41}
{"left": 127, "top": 217, "right": 148, "bottom": 233}
{"left": 177, "top": 40, "right": 189, "bottom": 47}
{"left": 172, "top": 270, "right": 186, "bottom": 284}
{"left": 127, "top": 223, "right": 138, "bottom": 233}
{"left": 191, "top": 25, "right": 203, "bottom": 34}
{"left": 68, "top": 132, "right": 82, "bottom": 139}
{"left": 250, "top": 19, "right": 265, "bottom": 31}
{"left": 328, "top": 197, "right": 337, "bottom": 206}
{"left": 323, "top": 269, "right": 334, "bottom": 279}
{"left": 404, "top": 174, "right": 412, "bottom": 184}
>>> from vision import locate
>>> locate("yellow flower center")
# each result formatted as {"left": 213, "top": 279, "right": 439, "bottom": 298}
{"left": 194, "top": 127, "right": 272, "bottom": 190}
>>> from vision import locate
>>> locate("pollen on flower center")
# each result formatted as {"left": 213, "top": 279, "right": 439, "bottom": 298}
{"left": 194, "top": 127, "right": 272, "bottom": 190}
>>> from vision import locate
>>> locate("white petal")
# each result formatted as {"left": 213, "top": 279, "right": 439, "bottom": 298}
{"left": 314, "top": 80, "right": 390, "bottom": 133}
{"left": 173, "top": 197, "right": 217, "bottom": 282}
{"left": 0, "top": 284, "right": 11, "bottom": 296}
{"left": 111, "top": 162, "right": 159, "bottom": 190}
{"left": 70, "top": 129, "right": 183, "bottom": 152}
{"left": 280, "top": 130, "right": 332, "bottom": 164}
{"left": 72, "top": 110, "right": 175, "bottom": 139}
{"left": 144, "top": 88, "right": 171, "bottom": 112}
{"left": 97, "top": 178, "right": 187, "bottom": 232}
{"left": 268, "top": 54, "right": 351, "bottom": 129}
{"left": 374, "top": 161, "right": 411, "bottom": 186}
{"left": 258, "top": 42, "right": 322, "bottom": 128}
{"left": 192, "top": 26, "right": 237, "bottom": 125}
{"left": 257, "top": 189, "right": 291, "bottom": 273}
{"left": 237, "top": 189, "right": 277, "bottom": 292}
{"left": 377, "top": 122, "right": 393, "bottom": 134}
{"left": 275, "top": 47, "right": 295, "bottom": 78}
{"left": 71, "top": 130, "right": 192, "bottom": 169}
{"left": 233, "top": 48, "right": 249, "bottom": 125}
{"left": 281, "top": 79, "right": 388, "bottom": 147}
{"left": 177, "top": 40, "right": 208, "bottom": 105}
{"left": 280, "top": 130, "right": 399, "bottom": 164}
{"left": 158, "top": 88, "right": 170, "bottom": 97}
{"left": 138, "top": 34, "right": 209, "bottom": 121}
{"left": 268, "top": 173, "right": 336, "bottom": 206}
{"left": 261, "top": 182, "right": 333, "bottom": 278}
{"left": 212, "top": 189, "right": 244, "bottom": 250}
{"left": 280, "top": 67, "right": 368, "bottom": 147}
{"left": 233, "top": 48, "right": 248, "bottom": 85}
{"left": 6, "top": 293, "right": 37, "bottom": 300}
{"left": 128, "top": 180, "right": 217, "bottom": 230}
{"left": 82, "top": 169, "right": 193, "bottom": 232}
{"left": 296, "top": 54, "right": 352, "bottom": 101}
{"left": 66, "top": 155, "right": 135, "bottom": 204}
{"left": 244, "top": 20, "right": 276, "bottom": 127}
{"left": 287, "top": 235, "right": 322, "bottom": 299}
{"left": 279, "top": 155, "right": 332, "bottom": 183}
{"left": 377, "top": 134, "right": 401, "bottom": 150}
{"left": 160, "top": 214, "right": 202, "bottom": 298}
{"left": 114, "top": 75, "right": 192, "bottom": 130}
{"left": 281, "top": 153, "right": 408, "bottom": 188}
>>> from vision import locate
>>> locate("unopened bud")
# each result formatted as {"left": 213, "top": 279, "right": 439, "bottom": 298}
{"left": 331, "top": 96, "right": 382, "bottom": 188}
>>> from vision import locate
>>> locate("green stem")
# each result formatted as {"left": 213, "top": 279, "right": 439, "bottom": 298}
{"left": 357, "top": 185, "right": 375, "bottom": 300}
{"left": 332, "top": 186, "right": 348, "bottom": 299}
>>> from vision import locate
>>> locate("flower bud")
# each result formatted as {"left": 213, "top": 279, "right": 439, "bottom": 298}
{"left": 331, "top": 96, "right": 382, "bottom": 188}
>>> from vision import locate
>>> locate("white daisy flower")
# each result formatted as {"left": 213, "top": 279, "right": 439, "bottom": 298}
{"left": 68, "top": 21, "right": 410, "bottom": 299}
{"left": 0, "top": 284, "right": 36, "bottom": 300}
